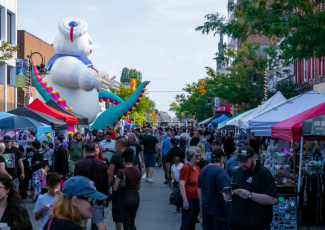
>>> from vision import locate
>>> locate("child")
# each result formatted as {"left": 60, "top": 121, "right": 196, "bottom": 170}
{"left": 171, "top": 156, "right": 184, "bottom": 213}
{"left": 33, "top": 172, "right": 61, "bottom": 230}
{"left": 32, "top": 161, "right": 49, "bottom": 199}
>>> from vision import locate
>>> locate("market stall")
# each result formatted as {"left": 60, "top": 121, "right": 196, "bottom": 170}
{"left": 219, "top": 108, "right": 256, "bottom": 131}
{"left": 208, "top": 114, "right": 229, "bottom": 127}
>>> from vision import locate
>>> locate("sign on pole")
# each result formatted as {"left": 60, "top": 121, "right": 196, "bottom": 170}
{"left": 214, "top": 97, "right": 220, "bottom": 108}
{"left": 214, "top": 104, "right": 233, "bottom": 113}
{"left": 15, "top": 59, "right": 28, "bottom": 87}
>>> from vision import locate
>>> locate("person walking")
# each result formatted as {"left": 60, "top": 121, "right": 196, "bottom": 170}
{"left": 100, "top": 131, "right": 116, "bottom": 162}
{"left": 161, "top": 132, "right": 172, "bottom": 184}
{"left": 141, "top": 128, "right": 159, "bottom": 183}
{"left": 127, "top": 133, "right": 144, "bottom": 169}
{"left": 179, "top": 146, "right": 201, "bottom": 230}
{"left": 44, "top": 176, "right": 107, "bottom": 230}
{"left": 180, "top": 128, "right": 190, "bottom": 146}
{"left": 52, "top": 135, "right": 69, "bottom": 184}
{"left": 166, "top": 138, "right": 185, "bottom": 169}
{"left": 0, "top": 173, "right": 32, "bottom": 230}
{"left": 198, "top": 149, "right": 230, "bottom": 230}
{"left": 225, "top": 140, "right": 246, "bottom": 181}
{"left": 2, "top": 135, "right": 25, "bottom": 192}
{"left": 108, "top": 136, "right": 128, "bottom": 230}
{"left": 31, "top": 140, "right": 43, "bottom": 174}
{"left": 41, "top": 141, "right": 54, "bottom": 171}
{"left": 113, "top": 148, "right": 142, "bottom": 230}
{"left": 171, "top": 155, "right": 184, "bottom": 213}
{"left": 199, "top": 131, "right": 211, "bottom": 153}
{"left": 0, "top": 143, "right": 11, "bottom": 179}
{"left": 74, "top": 141, "right": 109, "bottom": 230}
{"left": 223, "top": 146, "right": 278, "bottom": 230}
{"left": 67, "top": 132, "right": 84, "bottom": 175}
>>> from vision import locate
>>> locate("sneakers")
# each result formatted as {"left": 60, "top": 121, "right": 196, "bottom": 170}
{"left": 148, "top": 178, "right": 154, "bottom": 183}
{"left": 174, "top": 207, "right": 180, "bottom": 213}
{"left": 145, "top": 178, "right": 149, "bottom": 182}
{"left": 163, "top": 181, "right": 168, "bottom": 184}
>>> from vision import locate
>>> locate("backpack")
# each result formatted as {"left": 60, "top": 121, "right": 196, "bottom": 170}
{"left": 169, "top": 184, "right": 181, "bottom": 206}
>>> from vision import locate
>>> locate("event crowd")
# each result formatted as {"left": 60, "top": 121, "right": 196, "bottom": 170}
{"left": 0, "top": 123, "right": 277, "bottom": 230}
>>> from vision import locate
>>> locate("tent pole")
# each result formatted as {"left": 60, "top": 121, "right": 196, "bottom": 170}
{"left": 298, "top": 136, "right": 303, "bottom": 193}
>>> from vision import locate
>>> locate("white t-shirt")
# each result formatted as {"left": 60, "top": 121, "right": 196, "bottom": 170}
{"left": 33, "top": 193, "right": 57, "bottom": 230}
{"left": 171, "top": 163, "right": 184, "bottom": 182}
{"left": 180, "top": 133, "right": 189, "bottom": 140}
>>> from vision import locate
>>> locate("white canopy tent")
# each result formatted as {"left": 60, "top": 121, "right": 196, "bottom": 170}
{"left": 238, "top": 91, "right": 287, "bottom": 129}
{"left": 248, "top": 91, "right": 325, "bottom": 136}
{"left": 198, "top": 117, "right": 213, "bottom": 127}
{"left": 219, "top": 108, "right": 256, "bottom": 130}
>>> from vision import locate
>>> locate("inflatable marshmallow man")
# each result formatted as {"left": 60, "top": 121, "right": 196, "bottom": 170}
{"left": 38, "top": 18, "right": 120, "bottom": 123}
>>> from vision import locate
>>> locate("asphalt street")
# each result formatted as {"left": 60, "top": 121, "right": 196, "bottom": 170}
{"left": 24, "top": 166, "right": 188, "bottom": 230}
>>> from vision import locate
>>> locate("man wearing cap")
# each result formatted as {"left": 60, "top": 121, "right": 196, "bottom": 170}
{"left": 198, "top": 149, "right": 231, "bottom": 230}
{"left": 206, "top": 140, "right": 221, "bottom": 163}
{"left": 2, "top": 136, "right": 25, "bottom": 191}
{"left": 225, "top": 140, "right": 246, "bottom": 181}
{"left": 74, "top": 141, "right": 108, "bottom": 230}
{"left": 223, "top": 146, "right": 277, "bottom": 230}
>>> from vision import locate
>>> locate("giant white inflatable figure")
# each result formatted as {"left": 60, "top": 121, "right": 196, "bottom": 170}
{"left": 34, "top": 18, "right": 149, "bottom": 130}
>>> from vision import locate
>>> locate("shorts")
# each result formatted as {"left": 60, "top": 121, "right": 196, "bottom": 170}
{"left": 92, "top": 204, "right": 104, "bottom": 224}
{"left": 69, "top": 160, "right": 77, "bottom": 174}
{"left": 144, "top": 154, "right": 156, "bottom": 168}
{"left": 112, "top": 191, "right": 122, "bottom": 223}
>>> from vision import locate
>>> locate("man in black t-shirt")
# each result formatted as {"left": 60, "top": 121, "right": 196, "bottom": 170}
{"left": 108, "top": 136, "right": 127, "bottom": 230}
{"left": 31, "top": 140, "right": 43, "bottom": 173}
{"left": 2, "top": 135, "right": 25, "bottom": 192}
{"left": 140, "top": 128, "right": 159, "bottom": 183}
{"left": 223, "top": 146, "right": 278, "bottom": 230}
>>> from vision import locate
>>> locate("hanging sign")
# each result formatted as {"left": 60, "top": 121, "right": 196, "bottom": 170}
{"left": 214, "top": 104, "right": 232, "bottom": 113}
{"left": 15, "top": 59, "right": 28, "bottom": 87}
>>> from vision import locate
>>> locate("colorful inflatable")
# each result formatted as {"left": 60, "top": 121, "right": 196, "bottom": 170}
{"left": 34, "top": 18, "right": 149, "bottom": 130}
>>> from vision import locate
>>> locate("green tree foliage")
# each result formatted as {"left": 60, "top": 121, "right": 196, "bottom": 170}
{"left": 169, "top": 102, "right": 183, "bottom": 121}
{"left": 0, "top": 41, "right": 19, "bottom": 61}
{"left": 120, "top": 67, "right": 143, "bottom": 85}
{"left": 112, "top": 83, "right": 155, "bottom": 125}
{"left": 196, "top": 0, "right": 325, "bottom": 65}
{"left": 175, "top": 43, "right": 267, "bottom": 121}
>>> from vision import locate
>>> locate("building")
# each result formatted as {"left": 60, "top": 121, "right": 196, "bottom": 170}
{"left": 0, "top": 0, "right": 17, "bottom": 112}
{"left": 16, "top": 30, "right": 55, "bottom": 107}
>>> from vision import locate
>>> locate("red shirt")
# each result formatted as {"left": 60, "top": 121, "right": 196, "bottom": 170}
{"left": 179, "top": 164, "right": 200, "bottom": 199}
{"left": 111, "top": 131, "right": 117, "bottom": 140}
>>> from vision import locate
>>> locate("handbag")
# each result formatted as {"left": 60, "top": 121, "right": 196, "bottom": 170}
{"left": 119, "top": 169, "right": 126, "bottom": 189}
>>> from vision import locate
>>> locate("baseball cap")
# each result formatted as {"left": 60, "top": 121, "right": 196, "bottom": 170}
{"left": 211, "top": 140, "right": 220, "bottom": 146}
{"left": 211, "top": 149, "right": 225, "bottom": 159}
{"left": 236, "top": 145, "right": 255, "bottom": 162}
{"left": 3, "top": 136, "right": 11, "bottom": 142}
{"left": 236, "top": 140, "right": 248, "bottom": 146}
{"left": 170, "top": 138, "right": 179, "bottom": 145}
{"left": 62, "top": 176, "right": 107, "bottom": 201}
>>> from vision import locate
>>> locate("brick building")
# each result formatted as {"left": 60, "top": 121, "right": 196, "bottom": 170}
{"left": 16, "top": 30, "right": 55, "bottom": 107}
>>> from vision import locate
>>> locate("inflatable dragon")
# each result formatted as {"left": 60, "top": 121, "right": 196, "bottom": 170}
{"left": 34, "top": 18, "right": 149, "bottom": 131}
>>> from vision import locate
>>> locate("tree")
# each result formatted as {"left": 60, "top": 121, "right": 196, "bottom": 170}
{"left": 169, "top": 102, "right": 182, "bottom": 121}
{"left": 120, "top": 67, "right": 143, "bottom": 85}
{"left": 195, "top": 0, "right": 325, "bottom": 65}
{"left": 0, "top": 41, "right": 19, "bottom": 61}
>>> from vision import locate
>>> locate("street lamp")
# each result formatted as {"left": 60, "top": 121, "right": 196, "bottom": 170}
{"left": 250, "top": 73, "right": 258, "bottom": 86}
{"left": 25, "top": 52, "right": 49, "bottom": 105}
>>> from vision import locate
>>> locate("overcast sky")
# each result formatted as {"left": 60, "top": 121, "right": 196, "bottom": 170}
{"left": 18, "top": 0, "right": 228, "bottom": 117}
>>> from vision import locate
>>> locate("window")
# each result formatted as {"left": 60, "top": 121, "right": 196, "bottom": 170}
{"left": 7, "top": 12, "right": 11, "bottom": 44}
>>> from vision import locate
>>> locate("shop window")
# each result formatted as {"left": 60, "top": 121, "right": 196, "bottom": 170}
{"left": 7, "top": 12, "right": 11, "bottom": 44}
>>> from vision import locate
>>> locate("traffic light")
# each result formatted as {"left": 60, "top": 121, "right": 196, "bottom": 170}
{"left": 130, "top": 78, "right": 137, "bottom": 93}
{"left": 152, "top": 110, "right": 155, "bottom": 116}
{"left": 199, "top": 79, "right": 206, "bottom": 94}
{"left": 181, "top": 112, "right": 184, "bottom": 117}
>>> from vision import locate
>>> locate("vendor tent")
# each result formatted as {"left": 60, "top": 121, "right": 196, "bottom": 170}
{"left": 198, "top": 117, "right": 213, "bottom": 127}
{"left": 46, "top": 100, "right": 88, "bottom": 125}
{"left": 302, "top": 113, "right": 325, "bottom": 136}
{"left": 27, "top": 99, "right": 78, "bottom": 125}
{"left": 249, "top": 91, "right": 325, "bottom": 136}
{"left": 131, "top": 122, "right": 139, "bottom": 127}
{"left": 209, "top": 114, "right": 229, "bottom": 127}
{"left": 218, "top": 112, "right": 243, "bottom": 129}
{"left": 0, "top": 116, "right": 43, "bottom": 130}
{"left": 8, "top": 107, "right": 68, "bottom": 130}
{"left": 199, "top": 113, "right": 232, "bottom": 128}
{"left": 238, "top": 92, "right": 287, "bottom": 129}
{"left": 0, "top": 112, "right": 14, "bottom": 119}
{"left": 219, "top": 108, "right": 256, "bottom": 130}
{"left": 272, "top": 102, "right": 325, "bottom": 141}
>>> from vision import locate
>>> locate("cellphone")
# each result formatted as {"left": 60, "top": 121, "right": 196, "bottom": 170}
{"left": 230, "top": 183, "right": 239, "bottom": 191}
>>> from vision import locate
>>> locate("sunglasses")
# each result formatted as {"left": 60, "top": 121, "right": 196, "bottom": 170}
{"left": 77, "top": 196, "right": 96, "bottom": 205}
{"left": 194, "top": 154, "right": 200, "bottom": 158}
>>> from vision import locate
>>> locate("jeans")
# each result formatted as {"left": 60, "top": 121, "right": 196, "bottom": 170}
{"left": 12, "top": 178, "right": 19, "bottom": 192}
{"left": 180, "top": 198, "right": 200, "bottom": 230}
{"left": 202, "top": 209, "right": 228, "bottom": 230}
{"left": 118, "top": 191, "right": 140, "bottom": 230}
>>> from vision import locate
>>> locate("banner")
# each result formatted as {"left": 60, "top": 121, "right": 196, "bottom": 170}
{"left": 311, "top": 116, "right": 325, "bottom": 135}
{"left": 15, "top": 59, "right": 28, "bottom": 87}
{"left": 267, "top": 70, "right": 277, "bottom": 93}
{"left": 215, "top": 104, "right": 232, "bottom": 113}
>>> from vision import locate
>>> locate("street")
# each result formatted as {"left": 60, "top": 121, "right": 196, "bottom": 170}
{"left": 24, "top": 166, "right": 187, "bottom": 230}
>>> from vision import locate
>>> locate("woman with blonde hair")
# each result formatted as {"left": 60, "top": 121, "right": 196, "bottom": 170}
{"left": 196, "top": 143, "right": 207, "bottom": 169}
{"left": 126, "top": 132, "right": 144, "bottom": 169}
{"left": 44, "top": 176, "right": 107, "bottom": 230}
{"left": 0, "top": 143, "right": 11, "bottom": 180}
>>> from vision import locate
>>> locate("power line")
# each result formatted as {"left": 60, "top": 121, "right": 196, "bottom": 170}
{"left": 146, "top": 91, "right": 183, "bottom": 93}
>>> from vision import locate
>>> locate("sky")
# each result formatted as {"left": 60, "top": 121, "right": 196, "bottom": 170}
{"left": 18, "top": 0, "right": 228, "bottom": 117}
